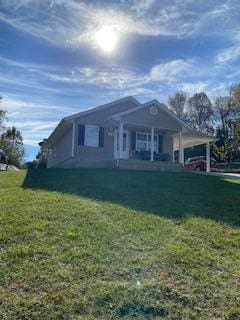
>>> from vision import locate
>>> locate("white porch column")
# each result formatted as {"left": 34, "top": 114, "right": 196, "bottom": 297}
{"left": 179, "top": 131, "right": 184, "bottom": 165}
{"left": 150, "top": 127, "right": 154, "bottom": 161}
{"left": 119, "top": 122, "right": 123, "bottom": 159}
{"left": 206, "top": 141, "right": 210, "bottom": 172}
{"left": 71, "top": 120, "right": 75, "bottom": 157}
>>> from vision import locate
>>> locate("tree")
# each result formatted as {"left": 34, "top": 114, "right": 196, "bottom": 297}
{"left": 0, "top": 138, "right": 24, "bottom": 168}
{"left": 214, "top": 96, "right": 232, "bottom": 132}
{"left": 186, "top": 92, "right": 213, "bottom": 133}
{"left": 1, "top": 126, "right": 23, "bottom": 145}
{"left": 0, "top": 96, "right": 24, "bottom": 168}
{"left": 0, "top": 126, "right": 24, "bottom": 167}
{"left": 168, "top": 91, "right": 186, "bottom": 119}
{"left": 233, "top": 84, "right": 240, "bottom": 106}
{"left": 0, "top": 96, "right": 6, "bottom": 133}
{"left": 213, "top": 87, "right": 240, "bottom": 162}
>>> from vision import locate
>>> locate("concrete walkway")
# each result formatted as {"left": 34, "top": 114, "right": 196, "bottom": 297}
{"left": 197, "top": 171, "right": 240, "bottom": 180}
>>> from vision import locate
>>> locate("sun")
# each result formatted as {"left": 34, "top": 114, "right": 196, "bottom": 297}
{"left": 93, "top": 25, "right": 119, "bottom": 53}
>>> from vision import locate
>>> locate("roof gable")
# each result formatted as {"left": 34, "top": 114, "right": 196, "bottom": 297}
{"left": 64, "top": 96, "right": 140, "bottom": 121}
{"left": 112, "top": 100, "right": 191, "bottom": 131}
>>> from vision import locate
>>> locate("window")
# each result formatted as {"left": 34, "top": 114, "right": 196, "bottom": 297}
{"left": 136, "top": 133, "right": 147, "bottom": 152}
{"left": 84, "top": 125, "right": 99, "bottom": 147}
{"left": 136, "top": 132, "right": 158, "bottom": 152}
{"left": 147, "top": 134, "right": 158, "bottom": 152}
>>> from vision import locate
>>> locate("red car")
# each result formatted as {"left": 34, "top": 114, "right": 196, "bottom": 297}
{"left": 185, "top": 156, "right": 217, "bottom": 171}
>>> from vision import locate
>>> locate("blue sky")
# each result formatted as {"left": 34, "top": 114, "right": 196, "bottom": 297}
{"left": 0, "top": 0, "right": 240, "bottom": 160}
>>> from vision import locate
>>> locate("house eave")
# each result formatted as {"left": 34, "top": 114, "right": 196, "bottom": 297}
{"left": 44, "top": 119, "right": 72, "bottom": 148}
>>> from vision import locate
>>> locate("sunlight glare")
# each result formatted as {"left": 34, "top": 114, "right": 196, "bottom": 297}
{"left": 94, "top": 25, "right": 119, "bottom": 53}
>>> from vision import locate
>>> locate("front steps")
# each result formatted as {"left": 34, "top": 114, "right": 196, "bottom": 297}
{"left": 53, "top": 157, "right": 185, "bottom": 172}
{"left": 115, "top": 159, "right": 185, "bottom": 172}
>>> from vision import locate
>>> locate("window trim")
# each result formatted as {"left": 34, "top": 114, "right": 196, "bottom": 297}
{"left": 135, "top": 131, "right": 159, "bottom": 153}
{"left": 84, "top": 124, "right": 100, "bottom": 147}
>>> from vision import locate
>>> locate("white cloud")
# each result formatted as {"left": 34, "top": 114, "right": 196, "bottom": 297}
{"left": 1, "top": 54, "right": 236, "bottom": 101}
{"left": 24, "top": 58, "right": 199, "bottom": 89}
{"left": 1, "top": 0, "right": 239, "bottom": 49}
{"left": 3, "top": 95, "right": 76, "bottom": 146}
{"left": 130, "top": 0, "right": 155, "bottom": 17}
{"left": 4, "top": 96, "right": 74, "bottom": 118}
{"left": 147, "top": 59, "right": 196, "bottom": 83}
{"left": 0, "top": 57, "right": 66, "bottom": 93}
{"left": 216, "top": 32, "right": 240, "bottom": 64}
{"left": 0, "top": 0, "right": 163, "bottom": 49}
{"left": 45, "top": 67, "right": 142, "bottom": 89}
{"left": 0, "top": 55, "right": 143, "bottom": 92}
{"left": 216, "top": 46, "right": 240, "bottom": 63}
{"left": 206, "top": 83, "right": 233, "bottom": 100}
{"left": 0, "top": 55, "right": 209, "bottom": 97}
{"left": 177, "top": 81, "right": 208, "bottom": 95}
{"left": 0, "top": 56, "right": 59, "bottom": 74}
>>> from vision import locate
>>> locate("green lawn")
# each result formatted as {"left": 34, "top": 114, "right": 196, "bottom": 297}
{"left": 0, "top": 169, "right": 240, "bottom": 319}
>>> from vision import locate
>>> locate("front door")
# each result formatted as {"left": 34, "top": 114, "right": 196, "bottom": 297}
{"left": 114, "top": 129, "right": 129, "bottom": 159}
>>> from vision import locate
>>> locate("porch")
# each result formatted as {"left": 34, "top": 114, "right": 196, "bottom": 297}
{"left": 113, "top": 122, "right": 215, "bottom": 172}
{"left": 113, "top": 124, "right": 176, "bottom": 162}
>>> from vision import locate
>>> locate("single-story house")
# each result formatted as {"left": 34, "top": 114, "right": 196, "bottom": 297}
{"left": 45, "top": 96, "right": 215, "bottom": 171}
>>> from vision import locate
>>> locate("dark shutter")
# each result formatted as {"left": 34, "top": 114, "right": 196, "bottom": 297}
{"left": 78, "top": 124, "right": 85, "bottom": 145}
{"left": 131, "top": 131, "right": 136, "bottom": 150}
{"left": 158, "top": 135, "right": 163, "bottom": 153}
{"left": 99, "top": 127, "right": 104, "bottom": 147}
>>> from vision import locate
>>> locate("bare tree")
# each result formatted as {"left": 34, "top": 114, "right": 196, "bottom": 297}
{"left": 214, "top": 96, "right": 232, "bottom": 132}
{"left": 233, "top": 84, "right": 240, "bottom": 107}
{"left": 213, "top": 86, "right": 240, "bottom": 162}
{"left": 187, "top": 92, "right": 213, "bottom": 133}
{"left": 168, "top": 91, "right": 186, "bottom": 119}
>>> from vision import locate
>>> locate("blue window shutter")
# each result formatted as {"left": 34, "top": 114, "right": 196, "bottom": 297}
{"left": 99, "top": 127, "right": 104, "bottom": 147}
{"left": 78, "top": 124, "right": 85, "bottom": 145}
{"left": 158, "top": 135, "right": 163, "bottom": 153}
{"left": 131, "top": 131, "right": 136, "bottom": 150}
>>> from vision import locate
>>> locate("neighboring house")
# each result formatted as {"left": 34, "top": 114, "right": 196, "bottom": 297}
{"left": 45, "top": 96, "right": 215, "bottom": 171}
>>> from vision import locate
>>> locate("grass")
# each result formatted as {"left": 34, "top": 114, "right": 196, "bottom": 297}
{"left": 0, "top": 169, "right": 240, "bottom": 319}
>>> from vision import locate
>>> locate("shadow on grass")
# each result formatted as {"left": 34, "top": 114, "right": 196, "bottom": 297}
{"left": 22, "top": 168, "right": 240, "bottom": 227}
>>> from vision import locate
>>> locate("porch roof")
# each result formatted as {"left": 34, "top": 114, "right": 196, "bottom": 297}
{"left": 110, "top": 100, "right": 216, "bottom": 149}
{"left": 173, "top": 130, "right": 216, "bottom": 150}
{"left": 106, "top": 118, "right": 179, "bottom": 133}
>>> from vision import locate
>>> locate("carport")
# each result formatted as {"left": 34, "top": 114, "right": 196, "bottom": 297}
{"left": 173, "top": 130, "right": 216, "bottom": 172}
